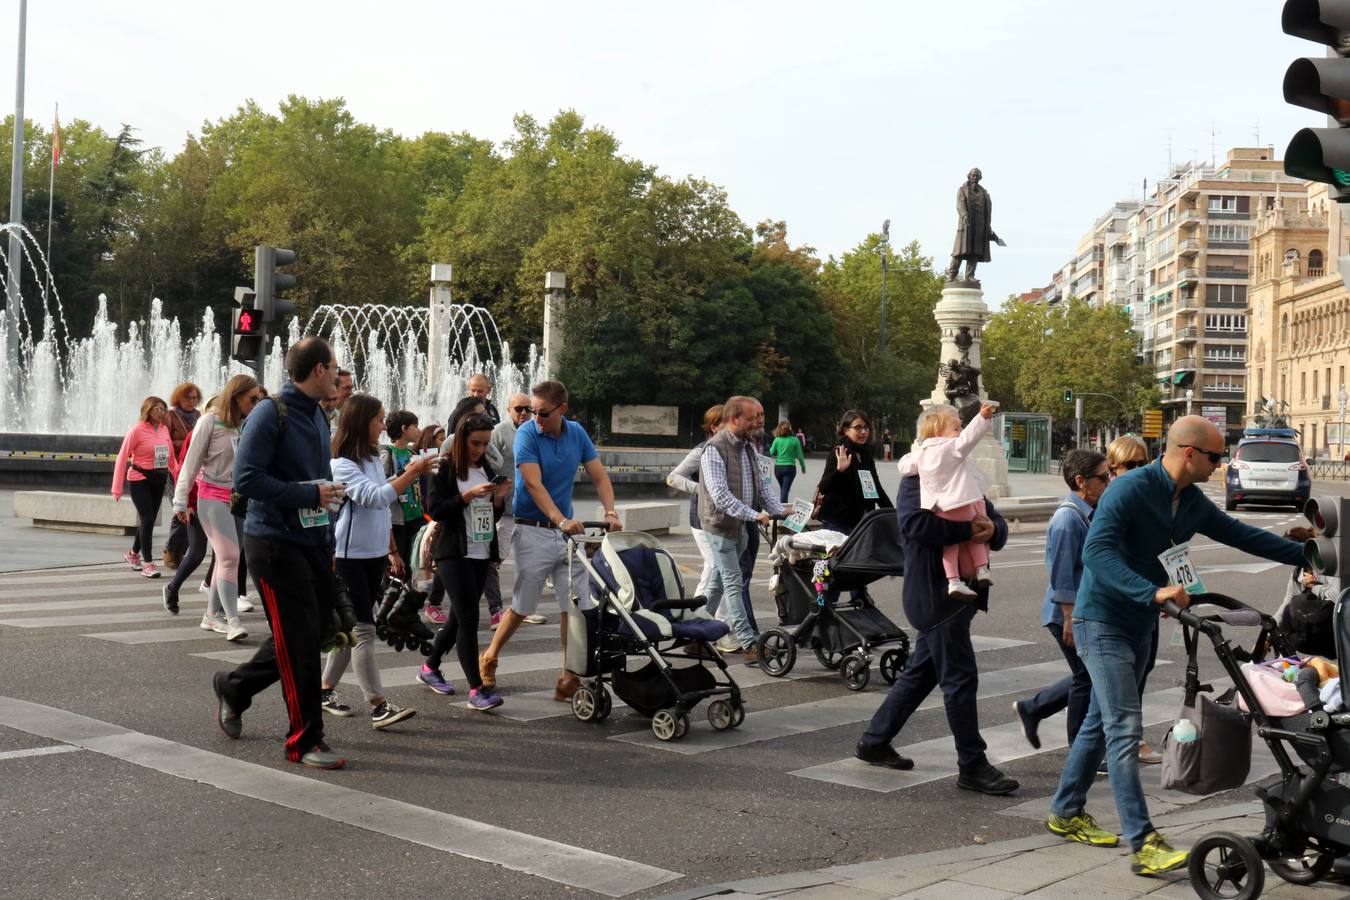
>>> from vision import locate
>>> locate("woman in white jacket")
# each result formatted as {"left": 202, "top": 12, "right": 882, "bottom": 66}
{"left": 171, "top": 374, "right": 261, "bottom": 640}
{"left": 320, "top": 394, "right": 431, "bottom": 728}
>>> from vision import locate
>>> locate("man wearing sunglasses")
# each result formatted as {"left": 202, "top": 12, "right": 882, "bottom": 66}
{"left": 1045, "top": 416, "right": 1306, "bottom": 877}
{"left": 479, "top": 380, "right": 620, "bottom": 700}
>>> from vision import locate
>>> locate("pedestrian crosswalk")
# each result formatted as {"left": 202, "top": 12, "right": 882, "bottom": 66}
{"left": 0, "top": 559, "right": 1268, "bottom": 807}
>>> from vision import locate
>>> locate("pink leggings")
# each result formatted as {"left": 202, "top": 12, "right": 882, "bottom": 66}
{"left": 936, "top": 501, "right": 989, "bottom": 580}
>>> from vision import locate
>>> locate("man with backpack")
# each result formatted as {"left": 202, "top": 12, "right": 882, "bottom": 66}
{"left": 211, "top": 336, "right": 348, "bottom": 770}
{"left": 1013, "top": 449, "right": 1107, "bottom": 754}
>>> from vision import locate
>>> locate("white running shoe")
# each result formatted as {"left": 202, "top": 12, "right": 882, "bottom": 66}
{"left": 975, "top": 566, "right": 993, "bottom": 588}
{"left": 947, "top": 578, "right": 978, "bottom": 599}
{"left": 225, "top": 618, "right": 248, "bottom": 642}
{"left": 236, "top": 594, "right": 255, "bottom": 613}
{"left": 523, "top": 614, "right": 548, "bottom": 625}
{"left": 200, "top": 612, "right": 227, "bottom": 633}
{"left": 198, "top": 580, "right": 210, "bottom": 594}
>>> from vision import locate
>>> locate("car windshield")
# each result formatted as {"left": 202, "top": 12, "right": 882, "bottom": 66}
{"left": 1238, "top": 442, "right": 1300, "bottom": 464}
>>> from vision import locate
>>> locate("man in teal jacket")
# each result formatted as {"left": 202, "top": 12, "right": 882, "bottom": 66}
{"left": 1045, "top": 416, "right": 1305, "bottom": 876}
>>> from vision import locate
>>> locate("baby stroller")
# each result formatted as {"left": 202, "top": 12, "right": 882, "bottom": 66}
{"left": 756, "top": 508, "right": 910, "bottom": 691}
{"left": 1169, "top": 590, "right": 1350, "bottom": 899}
{"left": 564, "top": 525, "right": 746, "bottom": 742}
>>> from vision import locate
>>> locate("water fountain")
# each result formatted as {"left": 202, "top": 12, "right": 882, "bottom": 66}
{"left": 0, "top": 226, "right": 544, "bottom": 436}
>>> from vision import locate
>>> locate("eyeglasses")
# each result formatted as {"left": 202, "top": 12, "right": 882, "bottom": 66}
{"left": 1178, "top": 444, "right": 1224, "bottom": 465}
{"left": 1084, "top": 472, "right": 1110, "bottom": 483}
{"left": 848, "top": 424, "right": 871, "bottom": 432}
{"left": 532, "top": 405, "right": 559, "bottom": 419}
{"left": 512, "top": 405, "right": 532, "bottom": 415}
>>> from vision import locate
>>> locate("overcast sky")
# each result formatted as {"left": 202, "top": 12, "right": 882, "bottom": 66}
{"left": 0, "top": 0, "right": 1322, "bottom": 307}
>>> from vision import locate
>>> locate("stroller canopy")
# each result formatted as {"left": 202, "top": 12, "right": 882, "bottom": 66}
{"left": 828, "top": 508, "right": 905, "bottom": 589}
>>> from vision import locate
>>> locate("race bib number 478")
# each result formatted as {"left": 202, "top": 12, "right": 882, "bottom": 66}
{"left": 1158, "top": 541, "right": 1207, "bottom": 595}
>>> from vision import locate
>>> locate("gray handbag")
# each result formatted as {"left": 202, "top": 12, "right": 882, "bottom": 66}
{"left": 1161, "top": 610, "right": 1252, "bottom": 794}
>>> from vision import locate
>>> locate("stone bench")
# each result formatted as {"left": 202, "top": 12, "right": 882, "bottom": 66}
{"left": 613, "top": 501, "right": 682, "bottom": 535}
{"left": 13, "top": 491, "right": 169, "bottom": 535}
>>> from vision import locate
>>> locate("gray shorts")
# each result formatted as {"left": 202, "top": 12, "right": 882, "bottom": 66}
{"left": 509, "top": 523, "right": 591, "bottom": 616}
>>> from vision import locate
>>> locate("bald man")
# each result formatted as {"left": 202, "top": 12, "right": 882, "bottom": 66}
{"left": 1044, "top": 416, "right": 1305, "bottom": 876}
{"left": 467, "top": 373, "right": 501, "bottom": 425}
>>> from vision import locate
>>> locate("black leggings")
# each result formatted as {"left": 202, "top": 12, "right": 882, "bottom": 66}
{"left": 426, "top": 557, "right": 490, "bottom": 690}
{"left": 128, "top": 472, "right": 167, "bottom": 558}
{"left": 167, "top": 513, "right": 208, "bottom": 593}
{"left": 334, "top": 556, "right": 382, "bottom": 625}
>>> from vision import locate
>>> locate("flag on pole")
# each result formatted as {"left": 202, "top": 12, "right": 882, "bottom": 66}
{"left": 52, "top": 108, "right": 61, "bottom": 168}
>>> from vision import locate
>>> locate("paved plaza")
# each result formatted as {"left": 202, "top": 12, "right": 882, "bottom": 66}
{"left": 0, "top": 474, "right": 1345, "bottom": 898}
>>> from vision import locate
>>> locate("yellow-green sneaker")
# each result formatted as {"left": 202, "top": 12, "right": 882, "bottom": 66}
{"left": 1131, "top": 832, "right": 1188, "bottom": 876}
{"left": 1046, "top": 812, "right": 1120, "bottom": 847}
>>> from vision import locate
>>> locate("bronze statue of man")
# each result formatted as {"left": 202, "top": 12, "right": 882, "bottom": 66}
{"left": 945, "top": 168, "right": 1006, "bottom": 283}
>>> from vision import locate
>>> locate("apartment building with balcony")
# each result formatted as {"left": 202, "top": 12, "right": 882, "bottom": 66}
{"left": 1247, "top": 181, "right": 1350, "bottom": 458}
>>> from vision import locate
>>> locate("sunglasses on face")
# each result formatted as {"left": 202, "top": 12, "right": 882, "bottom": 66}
{"left": 1178, "top": 444, "right": 1223, "bottom": 465}
{"left": 511, "top": 405, "right": 531, "bottom": 415}
{"left": 1117, "top": 459, "right": 1145, "bottom": 471}
{"left": 532, "top": 405, "right": 559, "bottom": 419}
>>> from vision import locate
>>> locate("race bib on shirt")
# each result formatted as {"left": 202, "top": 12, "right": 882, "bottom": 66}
{"left": 298, "top": 479, "right": 331, "bottom": 529}
{"left": 153, "top": 445, "right": 169, "bottom": 469}
{"left": 784, "top": 498, "right": 813, "bottom": 533}
{"left": 1158, "top": 541, "right": 1207, "bottom": 595}
{"left": 756, "top": 454, "right": 772, "bottom": 484}
{"left": 858, "top": 469, "right": 879, "bottom": 500}
{"left": 469, "top": 498, "right": 494, "bottom": 543}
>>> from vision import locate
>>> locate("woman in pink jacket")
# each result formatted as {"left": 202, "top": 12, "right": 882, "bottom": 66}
{"left": 112, "top": 396, "right": 181, "bottom": 578}
{"left": 897, "top": 401, "right": 998, "bottom": 599}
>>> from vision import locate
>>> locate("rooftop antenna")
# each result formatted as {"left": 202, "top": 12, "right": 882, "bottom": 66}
{"left": 1252, "top": 119, "right": 1261, "bottom": 147}
{"left": 1209, "top": 120, "right": 1217, "bottom": 167}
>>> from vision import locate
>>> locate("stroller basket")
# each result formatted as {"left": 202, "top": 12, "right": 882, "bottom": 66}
{"left": 617, "top": 661, "right": 716, "bottom": 717}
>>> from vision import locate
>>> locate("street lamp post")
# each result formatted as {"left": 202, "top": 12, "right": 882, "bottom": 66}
{"left": 1338, "top": 385, "right": 1348, "bottom": 463}
{"left": 877, "top": 219, "right": 890, "bottom": 353}
{"left": 5, "top": 0, "right": 27, "bottom": 366}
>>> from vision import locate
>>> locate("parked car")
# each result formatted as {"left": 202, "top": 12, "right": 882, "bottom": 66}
{"left": 1224, "top": 428, "right": 1310, "bottom": 511}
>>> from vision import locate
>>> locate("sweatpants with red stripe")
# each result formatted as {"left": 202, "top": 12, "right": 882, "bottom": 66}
{"left": 219, "top": 536, "right": 334, "bottom": 762}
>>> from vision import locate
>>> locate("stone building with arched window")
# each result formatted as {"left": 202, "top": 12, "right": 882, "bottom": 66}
{"left": 1246, "top": 182, "right": 1350, "bottom": 458}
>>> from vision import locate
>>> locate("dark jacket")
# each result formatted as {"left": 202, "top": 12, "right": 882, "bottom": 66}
{"left": 426, "top": 456, "right": 504, "bottom": 562}
{"left": 235, "top": 382, "right": 332, "bottom": 547}
{"left": 897, "top": 474, "right": 1007, "bottom": 632}
{"left": 817, "top": 438, "right": 893, "bottom": 530}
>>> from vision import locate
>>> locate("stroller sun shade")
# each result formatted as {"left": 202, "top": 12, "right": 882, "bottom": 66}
{"left": 826, "top": 508, "right": 905, "bottom": 590}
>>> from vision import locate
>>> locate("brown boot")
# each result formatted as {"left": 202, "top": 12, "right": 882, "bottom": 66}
{"left": 162, "top": 549, "right": 181, "bottom": 570}
{"left": 743, "top": 644, "right": 760, "bottom": 667}
{"left": 554, "top": 675, "right": 581, "bottom": 702}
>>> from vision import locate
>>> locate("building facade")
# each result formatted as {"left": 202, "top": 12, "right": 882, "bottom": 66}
{"left": 1247, "top": 181, "right": 1350, "bottom": 459}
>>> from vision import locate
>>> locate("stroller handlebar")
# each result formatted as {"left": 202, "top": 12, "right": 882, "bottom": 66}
{"left": 1164, "top": 600, "right": 1222, "bottom": 637}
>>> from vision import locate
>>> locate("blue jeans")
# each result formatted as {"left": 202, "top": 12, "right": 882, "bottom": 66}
{"left": 705, "top": 528, "right": 754, "bottom": 648}
{"left": 774, "top": 465, "right": 797, "bottom": 503}
{"left": 1022, "top": 621, "right": 1092, "bottom": 747}
{"left": 1049, "top": 618, "right": 1155, "bottom": 851}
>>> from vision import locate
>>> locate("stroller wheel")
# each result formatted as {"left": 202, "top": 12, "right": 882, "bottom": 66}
{"left": 841, "top": 653, "right": 871, "bottom": 692}
{"left": 730, "top": 699, "right": 746, "bottom": 727}
{"left": 595, "top": 685, "right": 613, "bottom": 722}
{"left": 813, "top": 647, "right": 843, "bottom": 670}
{"left": 674, "top": 711, "right": 689, "bottom": 739}
{"left": 707, "top": 699, "right": 735, "bottom": 732}
{"left": 652, "top": 709, "right": 681, "bottom": 741}
{"left": 1268, "top": 848, "right": 1334, "bottom": 885}
{"left": 880, "top": 649, "right": 906, "bottom": 685}
{"left": 572, "top": 686, "right": 600, "bottom": 723}
{"left": 757, "top": 628, "right": 797, "bottom": 678}
{"left": 1188, "top": 832, "right": 1265, "bottom": 900}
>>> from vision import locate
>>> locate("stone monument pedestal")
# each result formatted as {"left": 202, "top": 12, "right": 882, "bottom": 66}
{"left": 920, "top": 281, "right": 1010, "bottom": 500}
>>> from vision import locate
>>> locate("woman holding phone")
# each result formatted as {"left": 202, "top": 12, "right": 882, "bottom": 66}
{"left": 417, "top": 413, "right": 509, "bottom": 710}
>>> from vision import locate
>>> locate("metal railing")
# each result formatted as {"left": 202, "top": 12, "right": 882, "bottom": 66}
{"left": 1310, "top": 459, "right": 1350, "bottom": 481}
{"left": 1175, "top": 326, "right": 1199, "bottom": 340}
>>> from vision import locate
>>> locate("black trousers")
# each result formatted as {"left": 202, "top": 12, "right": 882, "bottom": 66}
{"left": 427, "top": 557, "right": 490, "bottom": 690}
{"left": 166, "top": 512, "right": 208, "bottom": 593}
{"left": 1022, "top": 621, "right": 1093, "bottom": 746}
{"left": 860, "top": 604, "right": 989, "bottom": 773}
{"left": 165, "top": 514, "right": 188, "bottom": 557}
{"left": 127, "top": 472, "right": 167, "bottom": 557}
{"left": 219, "top": 536, "right": 333, "bottom": 761}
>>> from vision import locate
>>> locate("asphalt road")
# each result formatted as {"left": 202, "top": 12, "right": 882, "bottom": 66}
{"left": 0, "top": 478, "right": 1343, "bottom": 899}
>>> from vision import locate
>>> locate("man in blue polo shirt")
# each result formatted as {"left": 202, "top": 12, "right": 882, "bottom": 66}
{"left": 478, "top": 379, "right": 620, "bottom": 701}
{"left": 1045, "top": 416, "right": 1305, "bottom": 876}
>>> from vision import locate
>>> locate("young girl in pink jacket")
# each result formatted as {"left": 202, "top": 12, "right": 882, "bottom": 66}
{"left": 897, "top": 401, "right": 997, "bottom": 599}
{"left": 112, "top": 396, "right": 181, "bottom": 578}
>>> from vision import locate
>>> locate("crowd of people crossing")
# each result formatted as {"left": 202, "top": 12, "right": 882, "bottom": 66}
{"left": 109, "top": 339, "right": 1322, "bottom": 878}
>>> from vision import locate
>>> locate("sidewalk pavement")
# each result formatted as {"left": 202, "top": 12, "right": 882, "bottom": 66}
{"left": 667, "top": 802, "right": 1340, "bottom": 899}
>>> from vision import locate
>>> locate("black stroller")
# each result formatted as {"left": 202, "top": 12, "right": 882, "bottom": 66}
{"left": 1169, "top": 590, "right": 1350, "bottom": 899}
{"left": 755, "top": 508, "right": 910, "bottom": 691}
{"left": 564, "top": 527, "right": 746, "bottom": 741}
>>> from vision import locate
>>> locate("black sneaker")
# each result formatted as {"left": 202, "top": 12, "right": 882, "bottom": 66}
{"left": 957, "top": 765, "right": 1019, "bottom": 796}
{"left": 371, "top": 701, "right": 416, "bottom": 730}
{"left": 212, "top": 672, "right": 242, "bottom": 740}
{"left": 855, "top": 740, "right": 915, "bottom": 770}
{"left": 320, "top": 690, "right": 353, "bottom": 717}
{"left": 162, "top": 584, "right": 180, "bottom": 616}
{"left": 1013, "top": 700, "right": 1040, "bottom": 750}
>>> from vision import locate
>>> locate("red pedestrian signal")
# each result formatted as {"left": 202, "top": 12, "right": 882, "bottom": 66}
{"left": 237, "top": 309, "right": 258, "bottom": 333}
{"left": 231, "top": 285, "right": 263, "bottom": 370}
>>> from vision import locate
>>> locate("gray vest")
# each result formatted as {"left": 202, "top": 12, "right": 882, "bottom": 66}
{"left": 697, "top": 429, "right": 766, "bottom": 539}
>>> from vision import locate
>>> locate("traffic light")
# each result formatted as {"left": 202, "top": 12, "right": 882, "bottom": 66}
{"left": 254, "top": 245, "right": 296, "bottom": 323}
{"left": 1062, "top": 389, "right": 1074, "bottom": 403}
{"left": 1282, "top": 1, "right": 1350, "bottom": 197}
{"left": 1304, "top": 496, "right": 1347, "bottom": 590}
{"left": 231, "top": 286, "right": 263, "bottom": 368}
